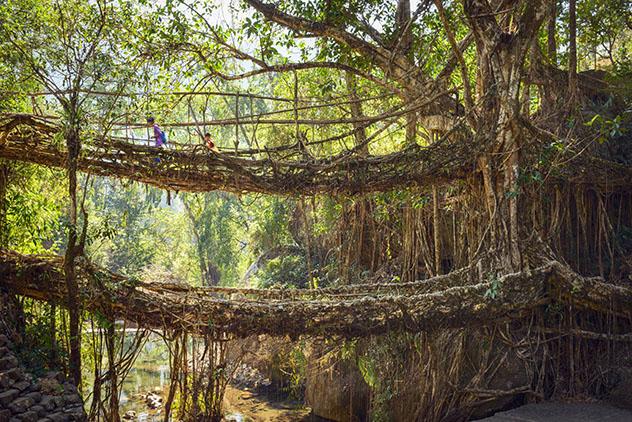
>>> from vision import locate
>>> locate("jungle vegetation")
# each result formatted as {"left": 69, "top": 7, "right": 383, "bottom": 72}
{"left": 0, "top": 0, "right": 631, "bottom": 421}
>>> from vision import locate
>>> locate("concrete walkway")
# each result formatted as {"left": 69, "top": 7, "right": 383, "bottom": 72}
{"left": 479, "top": 402, "right": 632, "bottom": 421}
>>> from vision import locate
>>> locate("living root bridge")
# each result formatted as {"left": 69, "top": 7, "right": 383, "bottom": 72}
{"left": 0, "top": 114, "right": 471, "bottom": 195}
{"left": 1, "top": 250, "right": 631, "bottom": 338}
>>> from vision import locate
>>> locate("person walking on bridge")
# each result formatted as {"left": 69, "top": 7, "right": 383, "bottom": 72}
{"left": 146, "top": 116, "right": 167, "bottom": 148}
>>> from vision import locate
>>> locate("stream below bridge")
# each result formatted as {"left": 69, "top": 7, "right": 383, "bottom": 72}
{"left": 84, "top": 332, "right": 315, "bottom": 422}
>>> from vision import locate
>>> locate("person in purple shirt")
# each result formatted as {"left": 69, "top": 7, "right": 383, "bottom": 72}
{"left": 146, "top": 116, "right": 165, "bottom": 147}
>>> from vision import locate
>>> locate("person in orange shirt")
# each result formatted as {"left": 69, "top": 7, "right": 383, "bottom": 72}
{"left": 204, "top": 133, "right": 220, "bottom": 153}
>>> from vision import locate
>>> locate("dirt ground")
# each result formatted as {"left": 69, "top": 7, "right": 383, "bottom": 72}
{"left": 223, "top": 385, "right": 317, "bottom": 422}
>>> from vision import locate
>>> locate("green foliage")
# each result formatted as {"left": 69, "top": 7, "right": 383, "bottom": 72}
{"left": 4, "top": 165, "right": 66, "bottom": 253}
{"left": 576, "top": 0, "right": 632, "bottom": 69}
{"left": 182, "top": 192, "right": 246, "bottom": 286}
{"left": 257, "top": 254, "right": 308, "bottom": 289}
{"left": 86, "top": 180, "right": 166, "bottom": 276}
{"left": 484, "top": 274, "right": 502, "bottom": 300}
{"left": 91, "top": 310, "right": 113, "bottom": 329}
{"left": 13, "top": 300, "right": 68, "bottom": 377}
{"left": 585, "top": 112, "right": 627, "bottom": 144}
{"left": 357, "top": 355, "right": 378, "bottom": 388}
{"left": 284, "top": 343, "right": 307, "bottom": 400}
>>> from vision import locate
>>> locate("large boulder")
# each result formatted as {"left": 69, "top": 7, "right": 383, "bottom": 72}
{"left": 607, "top": 367, "right": 632, "bottom": 409}
{"left": 463, "top": 332, "right": 530, "bottom": 419}
{"left": 0, "top": 390, "right": 19, "bottom": 408}
{"left": 0, "top": 408, "right": 11, "bottom": 422}
{"left": 228, "top": 335, "right": 294, "bottom": 393}
{"left": 305, "top": 346, "right": 370, "bottom": 422}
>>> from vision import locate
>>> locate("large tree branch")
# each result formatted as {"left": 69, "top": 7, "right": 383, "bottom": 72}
{"left": 342, "top": 10, "right": 387, "bottom": 47}
{"left": 201, "top": 58, "right": 399, "bottom": 94}
{"left": 463, "top": 0, "right": 504, "bottom": 45}
{"left": 175, "top": 0, "right": 401, "bottom": 94}
{"left": 245, "top": 0, "right": 460, "bottom": 118}
{"left": 245, "top": 0, "right": 415, "bottom": 84}
{"left": 513, "top": 0, "right": 548, "bottom": 64}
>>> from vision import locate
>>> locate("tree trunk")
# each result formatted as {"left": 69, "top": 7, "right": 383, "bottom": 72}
{"left": 0, "top": 162, "right": 10, "bottom": 248}
{"left": 106, "top": 322, "right": 120, "bottom": 422}
{"left": 395, "top": 0, "right": 418, "bottom": 145}
{"left": 464, "top": 0, "right": 547, "bottom": 271}
{"left": 547, "top": 0, "right": 557, "bottom": 65}
{"left": 345, "top": 72, "right": 368, "bottom": 155}
{"left": 64, "top": 120, "right": 82, "bottom": 387}
{"left": 432, "top": 184, "right": 441, "bottom": 275}
{"left": 541, "top": 0, "right": 558, "bottom": 112}
{"left": 338, "top": 76, "right": 379, "bottom": 281}
{"left": 395, "top": 0, "right": 412, "bottom": 58}
{"left": 49, "top": 302, "right": 58, "bottom": 368}
{"left": 298, "top": 199, "right": 314, "bottom": 288}
{"left": 204, "top": 262, "right": 221, "bottom": 286}
{"left": 405, "top": 93, "right": 418, "bottom": 145}
{"left": 183, "top": 199, "right": 221, "bottom": 287}
{"left": 568, "top": 0, "right": 578, "bottom": 103}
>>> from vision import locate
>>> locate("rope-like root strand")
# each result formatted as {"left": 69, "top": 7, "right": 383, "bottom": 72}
{"left": 1, "top": 250, "right": 631, "bottom": 339}
{"left": 156, "top": 330, "right": 229, "bottom": 422}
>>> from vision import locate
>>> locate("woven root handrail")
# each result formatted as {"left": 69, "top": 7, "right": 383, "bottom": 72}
{"left": 1, "top": 250, "right": 631, "bottom": 338}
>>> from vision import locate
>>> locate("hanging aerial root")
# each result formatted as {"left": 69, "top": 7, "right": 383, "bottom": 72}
{"left": 1, "top": 250, "right": 631, "bottom": 338}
